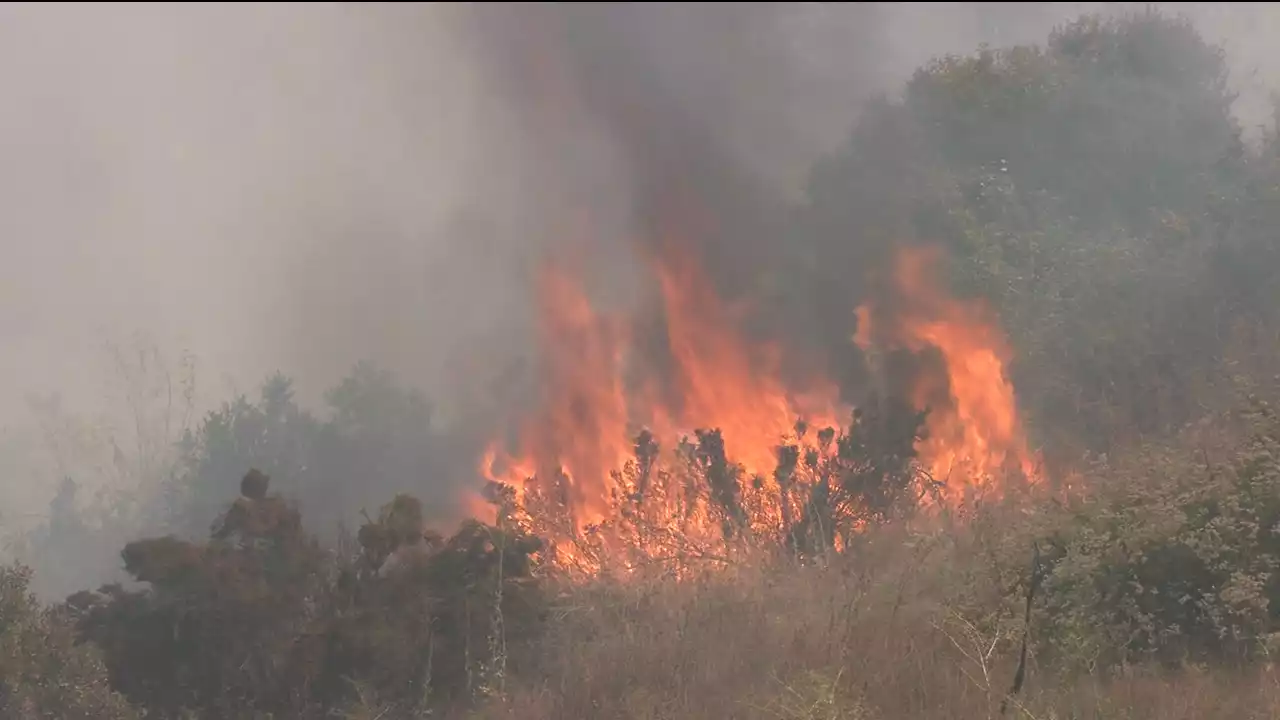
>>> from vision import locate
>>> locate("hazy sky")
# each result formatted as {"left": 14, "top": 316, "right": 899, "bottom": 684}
{"left": 3, "top": 2, "right": 1280, "bottom": 516}
{"left": 0, "top": 4, "right": 476, "bottom": 409}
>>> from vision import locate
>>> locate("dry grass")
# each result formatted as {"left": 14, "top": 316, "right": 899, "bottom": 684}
{"left": 469, "top": 517, "right": 1280, "bottom": 720}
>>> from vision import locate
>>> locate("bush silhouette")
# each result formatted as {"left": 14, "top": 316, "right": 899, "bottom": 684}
{"left": 71, "top": 470, "right": 543, "bottom": 718}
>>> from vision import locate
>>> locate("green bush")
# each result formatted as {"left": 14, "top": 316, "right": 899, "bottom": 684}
{"left": 962, "top": 396, "right": 1280, "bottom": 670}
{"left": 71, "top": 473, "right": 544, "bottom": 718}
{"left": 0, "top": 563, "right": 137, "bottom": 719}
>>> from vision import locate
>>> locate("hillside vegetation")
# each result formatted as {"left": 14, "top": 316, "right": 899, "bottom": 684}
{"left": 7, "top": 10, "right": 1280, "bottom": 719}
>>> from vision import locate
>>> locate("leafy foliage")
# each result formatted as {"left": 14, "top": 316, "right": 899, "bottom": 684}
{"left": 1027, "top": 398, "right": 1280, "bottom": 668}
{"left": 0, "top": 564, "right": 137, "bottom": 719}
{"left": 797, "top": 10, "right": 1258, "bottom": 456}
{"left": 166, "top": 373, "right": 319, "bottom": 538}
{"left": 70, "top": 471, "right": 542, "bottom": 718}
{"left": 788, "top": 2, "right": 1280, "bottom": 687}
{"left": 167, "top": 362, "right": 449, "bottom": 540}
{"left": 20, "top": 7, "right": 1280, "bottom": 718}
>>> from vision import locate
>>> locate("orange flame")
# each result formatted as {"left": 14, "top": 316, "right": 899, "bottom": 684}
{"left": 652, "top": 240, "right": 843, "bottom": 481}
{"left": 479, "top": 239, "right": 1038, "bottom": 572}
{"left": 854, "top": 245, "right": 1038, "bottom": 500}
{"left": 480, "top": 241, "right": 846, "bottom": 567}
{"left": 482, "top": 261, "right": 632, "bottom": 530}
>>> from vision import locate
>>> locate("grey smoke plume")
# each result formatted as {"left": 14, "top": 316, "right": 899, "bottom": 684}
{"left": 449, "top": 2, "right": 1072, "bottom": 412}
{"left": 452, "top": 4, "right": 896, "bottom": 398}
{"left": 5, "top": 2, "right": 1280, "bottom": 528}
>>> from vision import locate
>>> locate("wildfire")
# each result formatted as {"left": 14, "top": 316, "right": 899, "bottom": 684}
{"left": 649, "top": 239, "right": 844, "bottom": 481}
{"left": 478, "top": 239, "right": 1037, "bottom": 572}
{"left": 854, "top": 245, "right": 1039, "bottom": 501}
{"left": 480, "top": 240, "right": 846, "bottom": 568}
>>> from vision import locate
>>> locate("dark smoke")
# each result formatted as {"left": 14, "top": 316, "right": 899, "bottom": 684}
{"left": 459, "top": 3, "right": 868, "bottom": 283}
{"left": 453, "top": 3, "right": 899, "bottom": 417}
{"left": 12, "top": 2, "right": 1280, "bottom": 594}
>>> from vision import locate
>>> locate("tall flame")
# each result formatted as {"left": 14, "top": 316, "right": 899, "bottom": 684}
{"left": 479, "top": 239, "right": 1037, "bottom": 570}
{"left": 651, "top": 240, "right": 843, "bottom": 480}
{"left": 481, "top": 241, "right": 845, "bottom": 556}
{"left": 854, "top": 245, "right": 1038, "bottom": 500}
{"left": 487, "top": 260, "right": 632, "bottom": 529}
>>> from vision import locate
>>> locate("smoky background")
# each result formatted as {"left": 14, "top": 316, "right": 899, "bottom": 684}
{"left": 2, "top": 1, "right": 1278, "bottom": 594}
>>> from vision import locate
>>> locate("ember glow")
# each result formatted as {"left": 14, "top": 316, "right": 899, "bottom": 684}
{"left": 479, "top": 239, "right": 1037, "bottom": 571}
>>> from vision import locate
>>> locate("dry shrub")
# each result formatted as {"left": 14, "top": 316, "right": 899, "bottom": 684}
{"left": 475, "top": 501, "right": 1280, "bottom": 720}
{"left": 476, "top": 522, "right": 998, "bottom": 719}
{"left": 0, "top": 563, "right": 138, "bottom": 720}
{"left": 1039, "top": 664, "right": 1280, "bottom": 720}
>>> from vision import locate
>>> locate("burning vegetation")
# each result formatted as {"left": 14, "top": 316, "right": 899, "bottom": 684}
{"left": 16, "top": 7, "right": 1280, "bottom": 720}
{"left": 479, "top": 237, "right": 1038, "bottom": 574}
{"left": 464, "top": 4, "right": 1047, "bottom": 577}
{"left": 855, "top": 245, "right": 1041, "bottom": 500}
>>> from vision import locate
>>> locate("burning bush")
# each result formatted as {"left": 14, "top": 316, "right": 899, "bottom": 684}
{"left": 483, "top": 397, "right": 926, "bottom": 578}
{"left": 481, "top": 237, "right": 1040, "bottom": 578}
{"left": 20, "top": 6, "right": 1280, "bottom": 718}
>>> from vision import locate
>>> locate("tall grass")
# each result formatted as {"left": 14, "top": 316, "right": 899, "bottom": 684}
{"left": 473, "top": 512, "right": 1280, "bottom": 720}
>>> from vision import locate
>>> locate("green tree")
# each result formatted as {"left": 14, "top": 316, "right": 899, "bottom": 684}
{"left": 796, "top": 9, "right": 1254, "bottom": 456}
{"left": 166, "top": 373, "right": 319, "bottom": 537}
{"left": 167, "top": 362, "right": 451, "bottom": 540}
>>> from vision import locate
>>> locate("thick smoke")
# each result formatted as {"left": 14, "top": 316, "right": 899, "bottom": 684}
{"left": 451, "top": 3, "right": 1064, "bottom": 416}
{"left": 452, "top": 4, "right": 890, "bottom": 414}
{"left": 458, "top": 4, "right": 867, "bottom": 282}
{"left": 6, "top": 3, "right": 1280, "bottom": 562}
